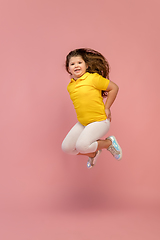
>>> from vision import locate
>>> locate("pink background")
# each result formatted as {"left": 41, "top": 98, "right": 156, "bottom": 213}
{"left": 0, "top": 0, "right": 160, "bottom": 239}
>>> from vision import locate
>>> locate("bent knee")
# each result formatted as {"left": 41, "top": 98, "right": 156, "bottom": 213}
{"left": 61, "top": 140, "right": 78, "bottom": 155}
{"left": 76, "top": 141, "right": 89, "bottom": 153}
{"left": 61, "top": 140, "right": 70, "bottom": 154}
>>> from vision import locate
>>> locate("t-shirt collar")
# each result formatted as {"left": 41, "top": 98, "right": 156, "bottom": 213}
{"left": 71, "top": 72, "right": 90, "bottom": 82}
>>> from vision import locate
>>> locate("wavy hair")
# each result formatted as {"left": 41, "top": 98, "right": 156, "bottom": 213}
{"left": 65, "top": 48, "right": 110, "bottom": 97}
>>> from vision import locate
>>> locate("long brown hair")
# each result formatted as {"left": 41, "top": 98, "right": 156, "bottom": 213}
{"left": 65, "top": 48, "right": 110, "bottom": 97}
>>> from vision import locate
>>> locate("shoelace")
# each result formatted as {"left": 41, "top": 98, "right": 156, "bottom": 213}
{"left": 108, "top": 145, "right": 120, "bottom": 156}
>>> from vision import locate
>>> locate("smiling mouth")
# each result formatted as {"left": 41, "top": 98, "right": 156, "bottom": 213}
{"left": 74, "top": 69, "right": 81, "bottom": 72}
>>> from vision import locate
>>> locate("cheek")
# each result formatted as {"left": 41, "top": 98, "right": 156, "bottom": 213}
{"left": 68, "top": 67, "right": 72, "bottom": 74}
{"left": 68, "top": 66, "right": 72, "bottom": 72}
{"left": 84, "top": 65, "right": 87, "bottom": 71}
{"left": 83, "top": 63, "right": 87, "bottom": 70}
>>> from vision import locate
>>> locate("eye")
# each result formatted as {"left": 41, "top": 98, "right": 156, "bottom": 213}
{"left": 70, "top": 63, "right": 74, "bottom": 66}
{"left": 78, "top": 62, "right": 82, "bottom": 64}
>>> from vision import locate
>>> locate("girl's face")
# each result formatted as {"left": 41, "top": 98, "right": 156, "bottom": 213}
{"left": 68, "top": 56, "right": 88, "bottom": 80}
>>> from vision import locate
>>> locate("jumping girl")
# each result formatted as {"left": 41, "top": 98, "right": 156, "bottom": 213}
{"left": 62, "top": 48, "right": 122, "bottom": 169}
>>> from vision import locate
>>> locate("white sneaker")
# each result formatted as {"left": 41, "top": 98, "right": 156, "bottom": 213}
{"left": 87, "top": 150, "right": 102, "bottom": 169}
{"left": 106, "top": 136, "right": 122, "bottom": 160}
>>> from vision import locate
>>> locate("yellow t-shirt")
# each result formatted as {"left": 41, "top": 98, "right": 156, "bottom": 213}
{"left": 67, "top": 72, "right": 110, "bottom": 126}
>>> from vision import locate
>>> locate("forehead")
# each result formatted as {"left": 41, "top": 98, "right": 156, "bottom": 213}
{"left": 69, "top": 56, "right": 84, "bottom": 63}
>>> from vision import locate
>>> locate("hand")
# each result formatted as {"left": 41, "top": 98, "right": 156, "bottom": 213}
{"left": 105, "top": 108, "right": 111, "bottom": 122}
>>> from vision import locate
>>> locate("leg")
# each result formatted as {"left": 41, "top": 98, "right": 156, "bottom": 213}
{"left": 75, "top": 119, "right": 111, "bottom": 154}
{"left": 75, "top": 119, "right": 123, "bottom": 168}
{"left": 61, "top": 122, "right": 85, "bottom": 155}
{"left": 96, "top": 138, "right": 112, "bottom": 150}
{"left": 61, "top": 121, "right": 109, "bottom": 157}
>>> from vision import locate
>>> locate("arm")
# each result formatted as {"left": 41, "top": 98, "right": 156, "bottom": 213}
{"left": 104, "top": 81, "right": 119, "bottom": 121}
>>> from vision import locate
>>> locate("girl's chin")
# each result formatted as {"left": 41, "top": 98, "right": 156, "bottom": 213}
{"left": 73, "top": 73, "right": 82, "bottom": 79}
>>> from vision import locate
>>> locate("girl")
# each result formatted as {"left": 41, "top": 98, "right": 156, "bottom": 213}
{"left": 62, "top": 48, "right": 122, "bottom": 169}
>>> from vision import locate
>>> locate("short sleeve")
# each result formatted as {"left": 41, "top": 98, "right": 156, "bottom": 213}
{"left": 67, "top": 81, "right": 72, "bottom": 93}
{"left": 92, "top": 73, "right": 110, "bottom": 90}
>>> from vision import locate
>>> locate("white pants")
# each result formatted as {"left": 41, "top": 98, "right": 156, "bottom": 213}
{"left": 62, "top": 119, "right": 110, "bottom": 155}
